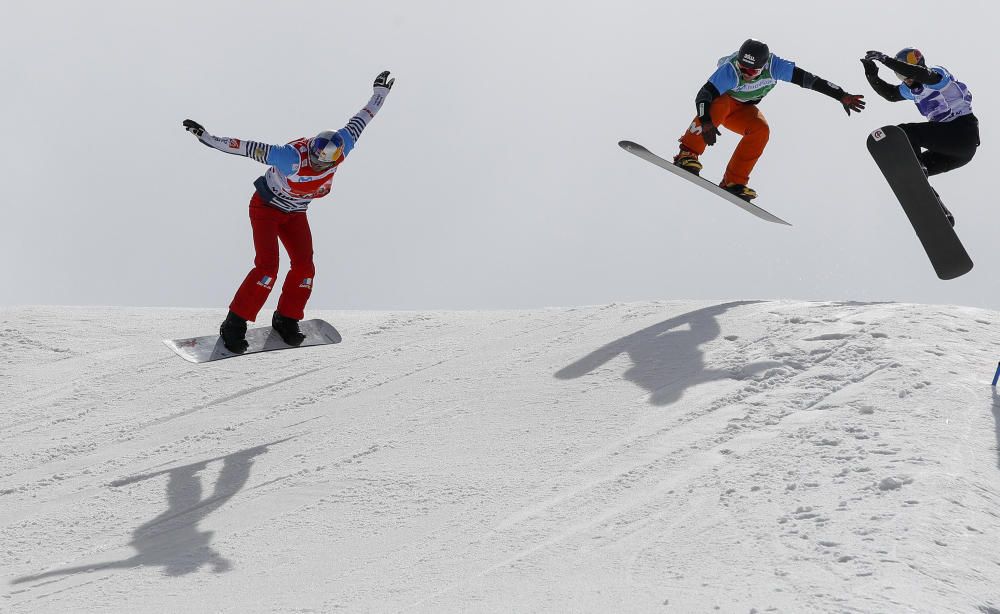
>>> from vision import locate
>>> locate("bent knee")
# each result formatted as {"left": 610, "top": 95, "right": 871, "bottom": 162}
{"left": 252, "top": 260, "right": 280, "bottom": 278}
{"left": 289, "top": 259, "right": 316, "bottom": 278}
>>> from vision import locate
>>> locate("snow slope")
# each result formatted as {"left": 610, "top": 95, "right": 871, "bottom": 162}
{"left": 2, "top": 301, "right": 999, "bottom": 613}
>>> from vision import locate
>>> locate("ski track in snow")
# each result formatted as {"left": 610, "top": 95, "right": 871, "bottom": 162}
{"left": 1, "top": 301, "right": 999, "bottom": 613}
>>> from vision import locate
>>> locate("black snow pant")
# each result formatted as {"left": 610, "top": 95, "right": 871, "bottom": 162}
{"left": 899, "top": 113, "right": 980, "bottom": 176}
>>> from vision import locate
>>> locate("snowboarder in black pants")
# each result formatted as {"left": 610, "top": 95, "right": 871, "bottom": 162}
{"left": 861, "top": 48, "right": 979, "bottom": 225}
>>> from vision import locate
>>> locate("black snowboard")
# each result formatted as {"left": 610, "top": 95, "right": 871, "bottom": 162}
{"left": 866, "top": 125, "right": 972, "bottom": 280}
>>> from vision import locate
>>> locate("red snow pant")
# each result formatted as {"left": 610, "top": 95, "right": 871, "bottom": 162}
{"left": 229, "top": 194, "right": 315, "bottom": 322}
{"left": 678, "top": 94, "right": 770, "bottom": 186}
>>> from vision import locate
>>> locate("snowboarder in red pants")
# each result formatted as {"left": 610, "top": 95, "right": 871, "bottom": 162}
{"left": 183, "top": 71, "right": 394, "bottom": 353}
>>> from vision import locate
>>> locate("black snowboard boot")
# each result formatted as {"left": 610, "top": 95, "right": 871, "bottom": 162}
{"left": 219, "top": 311, "right": 249, "bottom": 354}
{"left": 940, "top": 204, "right": 955, "bottom": 227}
{"left": 931, "top": 187, "right": 955, "bottom": 227}
{"left": 272, "top": 310, "right": 306, "bottom": 346}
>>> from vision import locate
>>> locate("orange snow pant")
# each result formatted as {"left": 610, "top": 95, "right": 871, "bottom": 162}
{"left": 678, "top": 94, "right": 770, "bottom": 186}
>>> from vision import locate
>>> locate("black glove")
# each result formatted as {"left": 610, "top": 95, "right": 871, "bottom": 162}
{"left": 701, "top": 120, "right": 721, "bottom": 146}
{"left": 860, "top": 58, "right": 879, "bottom": 76}
{"left": 183, "top": 119, "right": 205, "bottom": 137}
{"left": 864, "top": 50, "right": 889, "bottom": 64}
{"left": 840, "top": 93, "right": 866, "bottom": 115}
{"left": 373, "top": 70, "right": 395, "bottom": 91}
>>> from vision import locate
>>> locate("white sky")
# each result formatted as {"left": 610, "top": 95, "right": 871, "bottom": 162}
{"left": 2, "top": 1, "right": 997, "bottom": 313}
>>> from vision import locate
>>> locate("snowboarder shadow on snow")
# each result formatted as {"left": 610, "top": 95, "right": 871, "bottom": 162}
{"left": 12, "top": 438, "right": 293, "bottom": 585}
{"left": 555, "top": 301, "right": 773, "bottom": 406}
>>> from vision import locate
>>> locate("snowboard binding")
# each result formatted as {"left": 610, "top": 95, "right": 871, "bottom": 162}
{"left": 219, "top": 311, "right": 250, "bottom": 354}
{"left": 272, "top": 311, "right": 306, "bottom": 346}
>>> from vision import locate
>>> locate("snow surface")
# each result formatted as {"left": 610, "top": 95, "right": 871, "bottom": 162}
{"left": 2, "top": 301, "right": 1000, "bottom": 613}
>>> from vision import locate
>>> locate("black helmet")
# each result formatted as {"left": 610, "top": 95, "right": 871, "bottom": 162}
{"left": 737, "top": 39, "right": 770, "bottom": 70}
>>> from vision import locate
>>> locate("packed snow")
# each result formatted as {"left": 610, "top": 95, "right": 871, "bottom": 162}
{"left": 2, "top": 301, "right": 999, "bottom": 613}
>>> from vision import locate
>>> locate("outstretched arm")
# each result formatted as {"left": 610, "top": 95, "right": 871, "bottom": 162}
{"left": 789, "top": 66, "right": 866, "bottom": 115}
{"left": 182, "top": 119, "right": 293, "bottom": 166}
{"left": 331, "top": 70, "right": 395, "bottom": 159}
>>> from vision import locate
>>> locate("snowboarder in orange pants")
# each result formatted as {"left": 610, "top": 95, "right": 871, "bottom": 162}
{"left": 678, "top": 94, "right": 770, "bottom": 189}
{"left": 674, "top": 39, "right": 866, "bottom": 201}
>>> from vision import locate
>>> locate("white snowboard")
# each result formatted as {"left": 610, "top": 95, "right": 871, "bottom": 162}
{"left": 619, "top": 140, "right": 791, "bottom": 226}
{"left": 163, "top": 319, "right": 342, "bottom": 363}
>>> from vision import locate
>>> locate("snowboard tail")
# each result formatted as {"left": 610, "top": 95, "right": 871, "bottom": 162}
{"left": 164, "top": 319, "right": 342, "bottom": 363}
{"left": 866, "top": 125, "right": 972, "bottom": 280}
{"left": 618, "top": 140, "right": 791, "bottom": 226}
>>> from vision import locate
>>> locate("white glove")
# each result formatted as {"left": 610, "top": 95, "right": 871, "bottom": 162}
{"left": 373, "top": 70, "right": 395, "bottom": 94}
{"left": 370, "top": 70, "right": 394, "bottom": 110}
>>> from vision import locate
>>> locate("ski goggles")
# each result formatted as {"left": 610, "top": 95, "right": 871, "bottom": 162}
{"left": 737, "top": 63, "right": 763, "bottom": 79}
{"left": 308, "top": 132, "right": 345, "bottom": 165}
